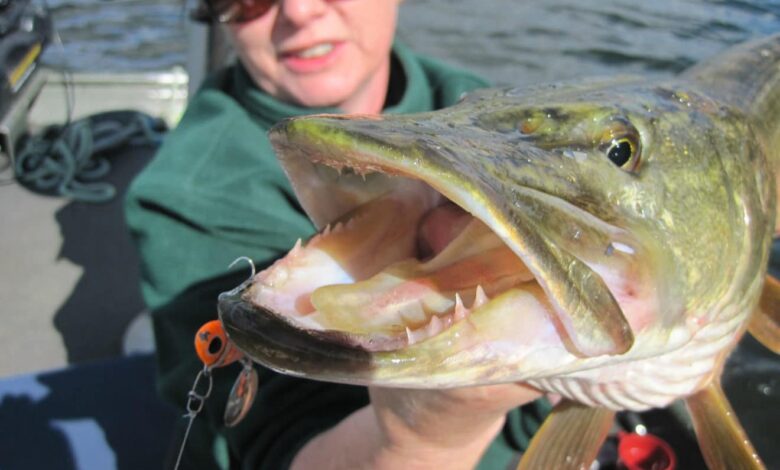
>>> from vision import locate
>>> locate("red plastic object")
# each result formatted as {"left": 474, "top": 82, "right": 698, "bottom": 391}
{"left": 618, "top": 431, "right": 677, "bottom": 470}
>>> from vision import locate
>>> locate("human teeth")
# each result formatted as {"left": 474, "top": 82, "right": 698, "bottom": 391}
{"left": 298, "top": 43, "right": 333, "bottom": 58}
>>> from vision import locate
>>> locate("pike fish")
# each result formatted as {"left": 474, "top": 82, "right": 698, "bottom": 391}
{"left": 218, "top": 35, "right": 780, "bottom": 468}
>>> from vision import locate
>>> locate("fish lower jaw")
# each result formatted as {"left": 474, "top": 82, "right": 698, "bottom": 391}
{"left": 251, "top": 267, "right": 501, "bottom": 352}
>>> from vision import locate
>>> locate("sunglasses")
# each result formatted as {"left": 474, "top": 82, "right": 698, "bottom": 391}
{"left": 191, "top": 0, "right": 278, "bottom": 24}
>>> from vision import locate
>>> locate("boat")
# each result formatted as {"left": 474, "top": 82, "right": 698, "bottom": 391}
{"left": 0, "top": 1, "right": 777, "bottom": 469}
{"left": 0, "top": 3, "right": 198, "bottom": 467}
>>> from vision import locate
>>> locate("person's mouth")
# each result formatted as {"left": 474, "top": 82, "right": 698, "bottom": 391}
{"left": 280, "top": 41, "right": 344, "bottom": 72}
{"left": 295, "top": 42, "right": 334, "bottom": 59}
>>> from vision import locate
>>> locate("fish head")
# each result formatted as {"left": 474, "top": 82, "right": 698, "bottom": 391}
{"left": 218, "top": 77, "right": 771, "bottom": 389}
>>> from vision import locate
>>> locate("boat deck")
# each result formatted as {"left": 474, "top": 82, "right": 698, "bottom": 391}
{"left": 0, "top": 67, "right": 187, "bottom": 377}
{"left": 0, "top": 68, "right": 186, "bottom": 469}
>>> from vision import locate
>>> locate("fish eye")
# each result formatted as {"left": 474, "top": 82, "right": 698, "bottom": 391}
{"left": 599, "top": 121, "right": 641, "bottom": 173}
{"left": 607, "top": 137, "right": 636, "bottom": 168}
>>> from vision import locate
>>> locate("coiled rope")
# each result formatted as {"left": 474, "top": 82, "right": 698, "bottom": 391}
{"left": 14, "top": 110, "right": 166, "bottom": 202}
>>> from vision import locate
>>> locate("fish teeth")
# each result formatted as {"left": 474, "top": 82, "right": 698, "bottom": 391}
{"left": 290, "top": 238, "right": 303, "bottom": 257}
{"left": 322, "top": 224, "right": 332, "bottom": 236}
{"left": 405, "top": 312, "right": 454, "bottom": 346}
{"left": 473, "top": 285, "right": 489, "bottom": 308}
{"left": 405, "top": 326, "right": 428, "bottom": 345}
{"left": 454, "top": 293, "right": 469, "bottom": 321}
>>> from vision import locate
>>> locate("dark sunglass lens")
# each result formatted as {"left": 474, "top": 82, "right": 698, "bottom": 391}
{"left": 235, "top": 0, "right": 276, "bottom": 22}
{"left": 206, "top": 0, "right": 275, "bottom": 23}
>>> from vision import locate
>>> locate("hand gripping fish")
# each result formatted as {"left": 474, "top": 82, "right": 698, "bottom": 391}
{"left": 216, "top": 34, "right": 780, "bottom": 469}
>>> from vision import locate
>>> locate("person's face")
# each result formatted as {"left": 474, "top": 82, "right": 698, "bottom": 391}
{"left": 226, "top": 0, "right": 401, "bottom": 113}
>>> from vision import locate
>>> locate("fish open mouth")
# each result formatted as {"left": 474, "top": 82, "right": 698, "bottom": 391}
{"left": 248, "top": 179, "right": 540, "bottom": 352}
{"left": 221, "top": 112, "right": 636, "bottom": 365}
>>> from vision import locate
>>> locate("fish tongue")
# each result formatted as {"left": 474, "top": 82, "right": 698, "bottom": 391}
{"left": 417, "top": 202, "right": 473, "bottom": 257}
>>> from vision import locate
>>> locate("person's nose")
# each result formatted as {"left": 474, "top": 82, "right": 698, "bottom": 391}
{"left": 278, "top": 0, "right": 329, "bottom": 26}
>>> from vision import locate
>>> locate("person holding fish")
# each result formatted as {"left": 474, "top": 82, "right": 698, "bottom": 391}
{"left": 125, "top": 0, "right": 550, "bottom": 468}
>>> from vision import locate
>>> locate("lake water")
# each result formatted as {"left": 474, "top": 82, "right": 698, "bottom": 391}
{"left": 42, "top": 0, "right": 780, "bottom": 86}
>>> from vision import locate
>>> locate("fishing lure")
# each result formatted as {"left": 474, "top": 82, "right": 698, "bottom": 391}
{"left": 173, "top": 319, "right": 258, "bottom": 470}
{"left": 194, "top": 319, "right": 258, "bottom": 426}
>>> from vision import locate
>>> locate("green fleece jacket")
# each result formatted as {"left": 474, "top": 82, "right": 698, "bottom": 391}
{"left": 125, "top": 42, "right": 550, "bottom": 469}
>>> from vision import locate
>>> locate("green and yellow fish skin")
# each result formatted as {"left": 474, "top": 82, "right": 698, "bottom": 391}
{"left": 218, "top": 35, "right": 780, "bottom": 413}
